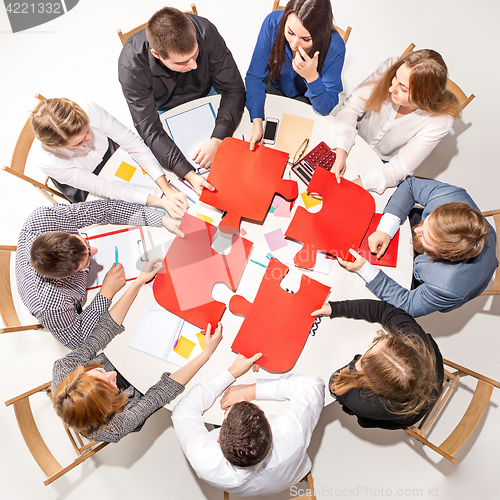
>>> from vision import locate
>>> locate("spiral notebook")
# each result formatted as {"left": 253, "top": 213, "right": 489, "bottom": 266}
{"left": 129, "top": 302, "right": 204, "bottom": 367}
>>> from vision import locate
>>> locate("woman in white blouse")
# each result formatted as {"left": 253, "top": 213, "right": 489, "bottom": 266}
{"left": 331, "top": 50, "right": 461, "bottom": 194}
{"left": 31, "top": 98, "right": 188, "bottom": 217}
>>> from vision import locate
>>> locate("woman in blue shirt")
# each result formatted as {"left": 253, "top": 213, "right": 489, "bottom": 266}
{"left": 246, "top": 0, "right": 346, "bottom": 149}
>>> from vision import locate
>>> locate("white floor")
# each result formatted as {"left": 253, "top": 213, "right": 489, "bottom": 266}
{"left": 1, "top": 1, "right": 499, "bottom": 499}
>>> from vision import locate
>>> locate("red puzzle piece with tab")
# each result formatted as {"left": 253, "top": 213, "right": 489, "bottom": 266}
{"left": 285, "top": 168, "right": 375, "bottom": 268}
{"left": 153, "top": 214, "right": 252, "bottom": 329}
{"left": 200, "top": 137, "right": 298, "bottom": 234}
{"left": 230, "top": 259, "right": 330, "bottom": 372}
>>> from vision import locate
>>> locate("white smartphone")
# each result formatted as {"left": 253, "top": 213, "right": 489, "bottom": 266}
{"left": 263, "top": 118, "right": 279, "bottom": 145}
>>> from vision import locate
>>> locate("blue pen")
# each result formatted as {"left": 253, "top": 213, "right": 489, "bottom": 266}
{"left": 250, "top": 259, "right": 267, "bottom": 269}
{"left": 115, "top": 246, "right": 118, "bottom": 265}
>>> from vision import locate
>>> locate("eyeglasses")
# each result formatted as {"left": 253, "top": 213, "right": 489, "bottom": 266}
{"left": 79, "top": 232, "right": 92, "bottom": 271}
{"left": 291, "top": 138, "right": 310, "bottom": 165}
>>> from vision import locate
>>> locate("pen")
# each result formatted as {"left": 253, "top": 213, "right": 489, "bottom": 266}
{"left": 251, "top": 259, "right": 267, "bottom": 268}
{"left": 242, "top": 134, "right": 245, "bottom": 141}
{"left": 115, "top": 246, "right": 118, "bottom": 265}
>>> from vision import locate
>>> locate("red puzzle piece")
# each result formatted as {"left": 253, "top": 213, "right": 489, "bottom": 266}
{"left": 153, "top": 214, "right": 252, "bottom": 329}
{"left": 358, "top": 213, "right": 400, "bottom": 268}
{"left": 200, "top": 138, "right": 298, "bottom": 234}
{"left": 230, "top": 259, "right": 330, "bottom": 372}
{"left": 285, "top": 168, "right": 375, "bottom": 268}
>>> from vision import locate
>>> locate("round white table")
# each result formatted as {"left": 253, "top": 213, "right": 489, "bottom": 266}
{"left": 90, "top": 94, "right": 413, "bottom": 422}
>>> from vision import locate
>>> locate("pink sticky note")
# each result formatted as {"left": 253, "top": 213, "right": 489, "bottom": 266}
{"left": 264, "top": 228, "right": 287, "bottom": 252}
{"left": 274, "top": 201, "right": 291, "bottom": 218}
{"left": 271, "top": 195, "right": 284, "bottom": 209}
{"left": 240, "top": 227, "right": 247, "bottom": 236}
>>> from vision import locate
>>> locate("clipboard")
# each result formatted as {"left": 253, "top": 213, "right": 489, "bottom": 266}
{"left": 86, "top": 226, "right": 148, "bottom": 290}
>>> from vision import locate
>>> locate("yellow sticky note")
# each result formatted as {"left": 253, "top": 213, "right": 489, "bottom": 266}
{"left": 173, "top": 336, "right": 196, "bottom": 359}
{"left": 140, "top": 167, "right": 147, "bottom": 175}
{"left": 196, "top": 331, "right": 205, "bottom": 350}
{"left": 196, "top": 213, "right": 214, "bottom": 224}
{"left": 301, "top": 192, "right": 322, "bottom": 209}
{"left": 115, "top": 161, "right": 137, "bottom": 182}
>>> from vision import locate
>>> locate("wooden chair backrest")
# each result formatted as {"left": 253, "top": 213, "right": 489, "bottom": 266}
{"left": 0, "top": 245, "right": 42, "bottom": 334}
{"left": 2, "top": 93, "right": 67, "bottom": 204}
{"left": 117, "top": 3, "right": 198, "bottom": 46}
{"left": 401, "top": 44, "right": 475, "bottom": 111}
{"left": 271, "top": 0, "right": 352, "bottom": 45}
{"left": 480, "top": 209, "right": 500, "bottom": 295}
{"left": 5, "top": 382, "right": 108, "bottom": 486}
{"left": 404, "top": 359, "right": 499, "bottom": 463}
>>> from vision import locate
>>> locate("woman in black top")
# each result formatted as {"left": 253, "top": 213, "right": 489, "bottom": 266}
{"left": 312, "top": 299, "right": 444, "bottom": 430}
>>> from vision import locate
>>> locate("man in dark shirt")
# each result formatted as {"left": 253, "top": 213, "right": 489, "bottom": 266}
{"left": 118, "top": 7, "right": 246, "bottom": 195}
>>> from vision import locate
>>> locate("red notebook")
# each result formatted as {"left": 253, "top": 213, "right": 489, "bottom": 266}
{"left": 358, "top": 213, "right": 400, "bottom": 268}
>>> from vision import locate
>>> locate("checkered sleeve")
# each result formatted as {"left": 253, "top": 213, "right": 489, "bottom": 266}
{"left": 25, "top": 199, "right": 163, "bottom": 233}
{"left": 40, "top": 292, "right": 112, "bottom": 349}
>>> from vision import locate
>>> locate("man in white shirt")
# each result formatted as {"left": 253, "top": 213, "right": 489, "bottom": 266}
{"left": 172, "top": 354, "right": 325, "bottom": 497}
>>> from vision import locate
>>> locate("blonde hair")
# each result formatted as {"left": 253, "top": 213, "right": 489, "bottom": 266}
{"left": 31, "top": 98, "right": 89, "bottom": 147}
{"left": 364, "top": 50, "right": 461, "bottom": 119}
{"left": 52, "top": 363, "right": 128, "bottom": 435}
{"left": 427, "top": 202, "right": 490, "bottom": 261}
{"left": 330, "top": 330, "right": 438, "bottom": 416}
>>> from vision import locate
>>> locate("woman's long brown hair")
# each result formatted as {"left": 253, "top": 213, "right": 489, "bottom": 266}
{"left": 268, "top": 0, "right": 335, "bottom": 83}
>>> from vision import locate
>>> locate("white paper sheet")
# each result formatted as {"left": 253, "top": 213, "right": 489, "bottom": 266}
{"left": 164, "top": 103, "right": 216, "bottom": 171}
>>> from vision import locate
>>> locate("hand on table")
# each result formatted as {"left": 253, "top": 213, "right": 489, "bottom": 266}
{"left": 228, "top": 353, "right": 263, "bottom": 379}
{"left": 292, "top": 47, "right": 320, "bottom": 83}
{"left": 162, "top": 192, "right": 189, "bottom": 218}
{"left": 249, "top": 119, "right": 264, "bottom": 151}
{"left": 203, "top": 322, "right": 223, "bottom": 355}
{"left": 311, "top": 302, "right": 332, "bottom": 317}
{"left": 337, "top": 248, "right": 367, "bottom": 273}
{"left": 100, "top": 263, "right": 126, "bottom": 299}
{"left": 192, "top": 138, "right": 222, "bottom": 170}
{"left": 368, "top": 230, "right": 391, "bottom": 259}
{"left": 184, "top": 170, "right": 215, "bottom": 196}
{"left": 220, "top": 384, "right": 256, "bottom": 410}
{"left": 135, "top": 258, "right": 163, "bottom": 286}
{"left": 161, "top": 215, "right": 185, "bottom": 238}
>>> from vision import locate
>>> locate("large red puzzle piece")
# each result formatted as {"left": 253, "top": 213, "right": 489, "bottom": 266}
{"left": 230, "top": 259, "right": 330, "bottom": 372}
{"left": 153, "top": 214, "right": 253, "bottom": 329}
{"left": 200, "top": 137, "right": 298, "bottom": 234}
{"left": 285, "top": 168, "right": 375, "bottom": 268}
{"left": 358, "top": 213, "right": 400, "bottom": 268}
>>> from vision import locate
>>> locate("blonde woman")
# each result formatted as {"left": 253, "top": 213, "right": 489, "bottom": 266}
{"left": 312, "top": 299, "right": 444, "bottom": 429}
{"left": 32, "top": 97, "right": 188, "bottom": 216}
{"left": 331, "top": 50, "right": 461, "bottom": 194}
{"left": 51, "top": 260, "right": 222, "bottom": 443}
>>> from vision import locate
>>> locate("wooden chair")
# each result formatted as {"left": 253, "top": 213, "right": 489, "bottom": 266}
{"left": 117, "top": 3, "right": 198, "bottom": 46}
{"left": 480, "top": 209, "right": 500, "bottom": 295}
{"left": 0, "top": 246, "right": 43, "bottom": 334}
{"left": 5, "top": 381, "right": 109, "bottom": 486}
{"left": 272, "top": 0, "right": 352, "bottom": 45}
{"left": 2, "top": 93, "right": 67, "bottom": 205}
{"left": 401, "top": 44, "right": 475, "bottom": 111}
{"left": 404, "top": 359, "right": 499, "bottom": 464}
{"left": 223, "top": 471, "right": 316, "bottom": 500}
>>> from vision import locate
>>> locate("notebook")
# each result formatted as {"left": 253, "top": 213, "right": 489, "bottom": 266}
{"left": 129, "top": 302, "right": 204, "bottom": 367}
